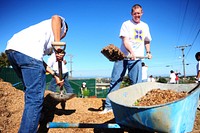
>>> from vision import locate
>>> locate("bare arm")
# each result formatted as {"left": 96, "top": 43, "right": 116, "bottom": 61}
{"left": 51, "top": 15, "right": 62, "bottom": 42}
{"left": 43, "top": 61, "right": 64, "bottom": 87}
{"left": 51, "top": 15, "right": 66, "bottom": 62}
{"left": 145, "top": 41, "right": 152, "bottom": 59}
{"left": 121, "top": 36, "right": 135, "bottom": 60}
{"left": 43, "top": 61, "right": 54, "bottom": 75}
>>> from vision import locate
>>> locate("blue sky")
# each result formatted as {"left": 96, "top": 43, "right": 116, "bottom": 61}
{"left": 0, "top": 0, "right": 200, "bottom": 78}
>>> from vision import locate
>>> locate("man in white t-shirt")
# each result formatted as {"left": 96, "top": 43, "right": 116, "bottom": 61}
{"left": 47, "top": 52, "right": 73, "bottom": 93}
{"left": 5, "top": 15, "right": 68, "bottom": 132}
{"left": 100, "top": 4, "right": 152, "bottom": 114}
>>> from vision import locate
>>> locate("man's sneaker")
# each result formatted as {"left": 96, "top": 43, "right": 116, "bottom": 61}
{"left": 99, "top": 108, "right": 113, "bottom": 114}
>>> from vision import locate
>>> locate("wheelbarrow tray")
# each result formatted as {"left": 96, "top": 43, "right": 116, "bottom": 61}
{"left": 108, "top": 82, "right": 200, "bottom": 133}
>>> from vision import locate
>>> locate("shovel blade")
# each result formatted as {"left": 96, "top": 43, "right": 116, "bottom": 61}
{"left": 50, "top": 93, "right": 76, "bottom": 102}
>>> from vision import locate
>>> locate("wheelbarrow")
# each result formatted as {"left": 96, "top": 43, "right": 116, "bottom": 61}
{"left": 108, "top": 82, "right": 200, "bottom": 133}
{"left": 47, "top": 82, "right": 199, "bottom": 132}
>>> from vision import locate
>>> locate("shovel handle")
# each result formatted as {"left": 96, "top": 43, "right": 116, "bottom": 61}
{"left": 51, "top": 42, "right": 66, "bottom": 81}
{"left": 52, "top": 42, "right": 66, "bottom": 46}
{"left": 58, "top": 61, "right": 64, "bottom": 94}
{"left": 58, "top": 61, "right": 63, "bottom": 80}
{"left": 51, "top": 42, "right": 66, "bottom": 91}
{"left": 52, "top": 42, "right": 66, "bottom": 54}
{"left": 125, "top": 56, "right": 148, "bottom": 59}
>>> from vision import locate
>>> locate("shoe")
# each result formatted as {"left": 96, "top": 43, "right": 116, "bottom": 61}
{"left": 99, "top": 108, "right": 113, "bottom": 114}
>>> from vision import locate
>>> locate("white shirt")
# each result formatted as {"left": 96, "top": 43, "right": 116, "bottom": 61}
{"left": 119, "top": 20, "right": 152, "bottom": 58}
{"left": 47, "top": 53, "right": 68, "bottom": 74}
{"left": 148, "top": 77, "right": 155, "bottom": 82}
{"left": 142, "top": 66, "right": 148, "bottom": 80}
{"left": 6, "top": 16, "right": 66, "bottom": 61}
{"left": 170, "top": 73, "right": 176, "bottom": 83}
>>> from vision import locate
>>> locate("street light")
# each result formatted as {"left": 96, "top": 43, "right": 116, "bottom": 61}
{"left": 67, "top": 54, "right": 73, "bottom": 78}
{"left": 175, "top": 45, "right": 191, "bottom": 78}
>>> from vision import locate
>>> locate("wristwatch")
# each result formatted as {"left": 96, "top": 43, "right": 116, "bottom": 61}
{"left": 146, "top": 51, "right": 151, "bottom": 54}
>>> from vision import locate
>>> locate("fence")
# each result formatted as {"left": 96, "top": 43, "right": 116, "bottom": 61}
{"left": 0, "top": 68, "right": 108, "bottom": 98}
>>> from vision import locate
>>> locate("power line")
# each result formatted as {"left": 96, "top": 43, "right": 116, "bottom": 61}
{"left": 177, "top": 0, "right": 189, "bottom": 44}
{"left": 185, "top": 3, "right": 200, "bottom": 43}
{"left": 186, "top": 29, "right": 200, "bottom": 58}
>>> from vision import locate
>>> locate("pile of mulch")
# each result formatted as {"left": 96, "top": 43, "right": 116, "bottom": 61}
{"left": 134, "top": 89, "right": 187, "bottom": 106}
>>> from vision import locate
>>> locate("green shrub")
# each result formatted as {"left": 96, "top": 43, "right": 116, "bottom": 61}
{"left": 157, "top": 77, "right": 167, "bottom": 83}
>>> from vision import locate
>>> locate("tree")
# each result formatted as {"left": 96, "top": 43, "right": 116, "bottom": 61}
{"left": 0, "top": 52, "right": 10, "bottom": 68}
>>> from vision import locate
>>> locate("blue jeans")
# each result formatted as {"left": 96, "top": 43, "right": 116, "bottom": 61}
{"left": 6, "top": 50, "right": 46, "bottom": 133}
{"left": 105, "top": 60, "right": 142, "bottom": 109}
{"left": 48, "top": 72, "right": 73, "bottom": 93}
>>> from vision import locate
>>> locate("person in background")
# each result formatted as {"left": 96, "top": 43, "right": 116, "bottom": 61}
{"left": 47, "top": 52, "right": 73, "bottom": 93}
{"left": 169, "top": 70, "right": 176, "bottom": 84}
{"left": 100, "top": 4, "right": 152, "bottom": 114}
{"left": 142, "top": 62, "right": 148, "bottom": 82}
{"left": 147, "top": 75, "right": 156, "bottom": 82}
{"left": 5, "top": 15, "right": 68, "bottom": 133}
{"left": 195, "top": 52, "right": 200, "bottom": 110}
{"left": 80, "top": 82, "right": 88, "bottom": 98}
{"left": 175, "top": 73, "right": 179, "bottom": 84}
{"left": 195, "top": 52, "right": 200, "bottom": 83}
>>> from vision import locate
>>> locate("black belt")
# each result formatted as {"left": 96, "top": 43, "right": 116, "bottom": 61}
{"left": 5, "top": 49, "right": 15, "bottom": 54}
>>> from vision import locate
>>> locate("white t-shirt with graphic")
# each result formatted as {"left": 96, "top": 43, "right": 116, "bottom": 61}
{"left": 6, "top": 16, "right": 66, "bottom": 61}
{"left": 119, "top": 20, "right": 152, "bottom": 58}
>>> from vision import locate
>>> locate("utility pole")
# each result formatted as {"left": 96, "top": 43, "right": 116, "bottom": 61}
{"left": 175, "top": 45, "right": 191, "bottom": 78}
{"left": 67, "top": 54, "right": 73, "bottom": 78}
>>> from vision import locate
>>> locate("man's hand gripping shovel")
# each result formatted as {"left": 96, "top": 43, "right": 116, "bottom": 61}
{"left": 50, "top": 42, "right": 76, "bottom": 102}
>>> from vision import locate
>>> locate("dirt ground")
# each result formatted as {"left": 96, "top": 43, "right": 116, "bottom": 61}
{"left": 0, "top": 81, "right": 200, "bottom": 133}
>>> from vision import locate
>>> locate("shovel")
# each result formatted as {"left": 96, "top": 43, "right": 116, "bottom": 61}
{"left": 50, "top": 42, "right": 76, "bottom": 102}
{"left": 101, "top": 44, "right": 149, "bottom": 61}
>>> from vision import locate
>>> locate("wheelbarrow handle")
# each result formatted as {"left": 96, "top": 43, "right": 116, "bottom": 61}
{"left": 188, "top": 82, "right": 200, "bottom": 94}
{"left": 47, "top": 122, "right": 121, "bottom": 128}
